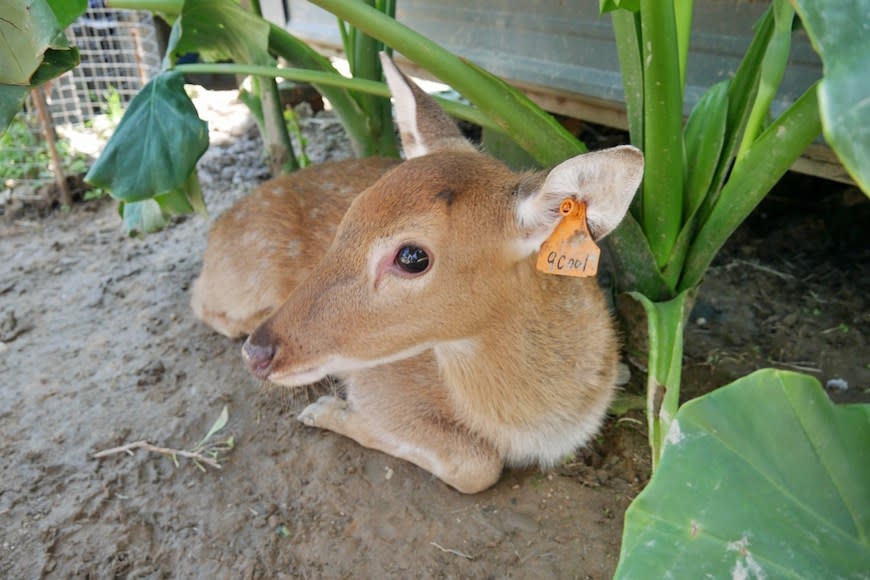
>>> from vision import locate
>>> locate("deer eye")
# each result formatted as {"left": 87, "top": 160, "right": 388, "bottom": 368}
{"left": 394, "top": 245, "right": 430, "bottom": 274}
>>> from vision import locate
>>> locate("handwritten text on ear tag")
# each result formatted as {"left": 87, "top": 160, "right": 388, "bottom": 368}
{"left": 535, "top": 199, "right": 600, "bottom": 278}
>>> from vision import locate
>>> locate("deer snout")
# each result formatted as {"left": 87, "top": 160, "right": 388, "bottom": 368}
{"left": 242, "top": 337, "right": 276, "bottom": 380}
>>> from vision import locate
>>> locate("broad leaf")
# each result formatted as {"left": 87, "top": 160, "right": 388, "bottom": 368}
{"left": 0, "top": 0, "right": 70, "bottom": 85}
{"left": 0, "top": 85, "right": 31, "bottom": 133}
{"left": 121, "top": 199, "right": 169, "bottom": 235}
{"left": 173, "top": 0, "right": 273, "bottom": 66}
{"left": 46, "top": 0, "right": 87, "bottom": 29}
{"left": 793, "top": 0, "right": 870, "bottom": 195}
{"left": 86, "top": 70, "right": 209, "bottom": 203}
{"left": 616, "top": 369, "right": 870, "bottom": 578}
{"left": 28, "top": 46, "right": 80, "bottom": 86}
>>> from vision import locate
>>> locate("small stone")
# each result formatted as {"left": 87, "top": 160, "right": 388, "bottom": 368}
{"left": 826, "top": 378, "right": 848, "bottom": 391}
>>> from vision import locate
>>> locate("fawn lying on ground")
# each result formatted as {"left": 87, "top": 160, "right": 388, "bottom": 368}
{"left": 191, "top": 55, "right": 643, "bottom": 493}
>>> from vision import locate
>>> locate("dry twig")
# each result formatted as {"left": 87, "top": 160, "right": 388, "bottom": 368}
{"left": 430, "top": 542, "right": 474, "bottom": 560}
{"left": 92, "top": 440, "right": 221, "bottom": 469}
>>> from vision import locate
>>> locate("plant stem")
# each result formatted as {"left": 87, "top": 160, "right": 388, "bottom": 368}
{"left": 639, "top": 1, "right": 684, "bottom": 268}
{"left": 107, "top": 0, "right": 182, "bottom": 15}
{"left": 248, "top": 0, "right": 298, "bottom": 174}
{"left": 264, "top": 22, "right": 376, "bottom": 156}
{"left": 735, "top": 0, "right": 794, "bottom": 162}
{"left": 351, "top": 0, "right": 399, "bottom": 157}
{"left": 172, "top": 63, "right": 500, "bottom": 131}
{"left": 631, "top": 290, "right": 693, "bottom": 471}
{"left": 310, "top": 0, "right": 585, "bottom": 166}
{"left": 674, "top": 0, "right": 694, "bottom": 96}
{"left": 610, "top": 9, "right": 644, "bottom": 222}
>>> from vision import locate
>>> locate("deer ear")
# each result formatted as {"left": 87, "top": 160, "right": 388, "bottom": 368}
{"left": 380, "top": 52, "right": 475, "bottom": 159}
{"left": 514, "top": 146, "right": 644, "bottom": 254}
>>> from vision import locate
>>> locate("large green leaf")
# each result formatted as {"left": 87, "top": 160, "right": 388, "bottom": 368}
{"left": 0, "top": 85, "right": 31, "bottom": 133}
{"left": 793, "top": 0, "right": 870, "bottom": 195}
{"left": 172, "top": 0, "right": 273, "bottom": 66}
{"left": 85, "top": 70, "right": 209, "bottom": 202}
{"left": 46, "top": 0, "right": 86, "bottom": 29}
{"left": 0, "top": 0, "right": 69, "bottom": 85}
{"left": 616, "top": 369, "right": 870, "bottom": 578}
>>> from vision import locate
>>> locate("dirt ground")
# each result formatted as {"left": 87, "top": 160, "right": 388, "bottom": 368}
{"left": 1, "top": 90, "right": 868, "bottom": 578}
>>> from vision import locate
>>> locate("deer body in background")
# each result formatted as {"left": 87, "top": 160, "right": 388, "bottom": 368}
{"left": 191, "top": 55, "right": 643, "bottom": 493}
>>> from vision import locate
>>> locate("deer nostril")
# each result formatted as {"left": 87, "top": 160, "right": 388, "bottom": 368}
{"left": 242, "top": 339, "right": 276, "bottom": 379}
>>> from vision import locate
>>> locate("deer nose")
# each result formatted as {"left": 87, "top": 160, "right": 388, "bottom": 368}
{"left": 242, "top": 338, "right": 275, "bottom": 379}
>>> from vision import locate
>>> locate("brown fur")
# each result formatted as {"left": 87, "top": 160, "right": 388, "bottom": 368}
{"left": 191, "top": 56, "right": 642, "bottom": 493}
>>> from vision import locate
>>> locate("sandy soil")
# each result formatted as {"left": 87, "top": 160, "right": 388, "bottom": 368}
{"left": 1, "top": 89, "right": 867, "bottom": 578}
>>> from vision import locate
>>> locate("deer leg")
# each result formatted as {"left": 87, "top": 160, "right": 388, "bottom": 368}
{"left": 297, "top": 391, "right": 502, "bottom": 494}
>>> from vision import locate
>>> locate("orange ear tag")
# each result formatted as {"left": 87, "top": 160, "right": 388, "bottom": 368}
{"left": 535, "top": 199, "right": 600, "bottom": 278}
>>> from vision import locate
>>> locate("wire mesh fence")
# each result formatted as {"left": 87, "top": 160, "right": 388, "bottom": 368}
{"left": 2, "top": 6, "right": 162, "bottom": 191}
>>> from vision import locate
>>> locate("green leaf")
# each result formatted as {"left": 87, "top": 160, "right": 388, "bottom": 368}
{"left": 46, "top": 0, "right": 86, "bottom": 29}
{"left": 0, "top": 0, "right": 71, "bottom": 85}
{"left": 684, "top": 81, "right": 728, "bottom": 217}
{"left": 702, "top": 8, "right": 774, "bottom": 221}
{"left": 0, "top": 85, "right": 30, "bottom": 133}
{"left": 793, "top": 0, "right": 870, "bottom": 195}
{"left": 599, "top": 0, "right": 639, "bottom": 13}
{"left": 680, "top": 83, "right": 821, "bottom": 292}
{"left": 121, "top": 199, "right": 169, "bottom": 235}
{"left": 85, "top": 70, "right": 209, "bottom": 202}
{"left": 735, "top": 0, "right": 794, "bottom": 162}
{"left": 616, "top": 369, "right": 870, "bottom": 578}
{"left": 660, "top": 81, "right": 728, "bottom": 288}
{"left": 603, "top": 215, "right": 672, "bottom": 299}
{"left": 173, "top": 0, "right": 273, "bottom": 66}
{"left": 29, "top": 46, "right": 80, "bottom": 86}
{"left": 196, "top": 405, "right": 229, "bottom": 450}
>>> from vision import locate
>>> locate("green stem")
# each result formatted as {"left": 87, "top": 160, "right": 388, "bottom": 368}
{"left": 674, "top": 0, "right": 694, "bottom": 96}
{"left": 639, "top": 1, "right": 684, "bottom": 268}
{"left": 631, "top": 290, "right": 693, "bottom": 471}
{"left": 735, "top": 0, "right": 794, "bottom": 162}
{"left": 679, "top": 83, "right": 821, "bottom": 292}
{"left": 247, "top": 0, "right": 298, "bottom": 174}
{"left": 351, "top": 0, "right": 399, "bottom": 157}
{"left": 107, "top": 0, "right": 182, "bottom": 14}
{"left": 264, "top": 22, "right": 376, "bottom": 156}
{"left": 310, "top": 0, "right": 585, "bottom": 166}
{"left": 173, "top": 62, "right": 500, "bottom": 131}
{"left": 611, "top": 8, "right": 644, "bottom": 222}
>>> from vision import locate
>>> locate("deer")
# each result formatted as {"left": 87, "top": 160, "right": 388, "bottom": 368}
{"left": 191, "top": 54, "right": 643, "bottom": 493}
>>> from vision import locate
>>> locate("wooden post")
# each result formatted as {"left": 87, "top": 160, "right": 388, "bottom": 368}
{"left": 31, "top": 87, "right": 73, "bottom": 208}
